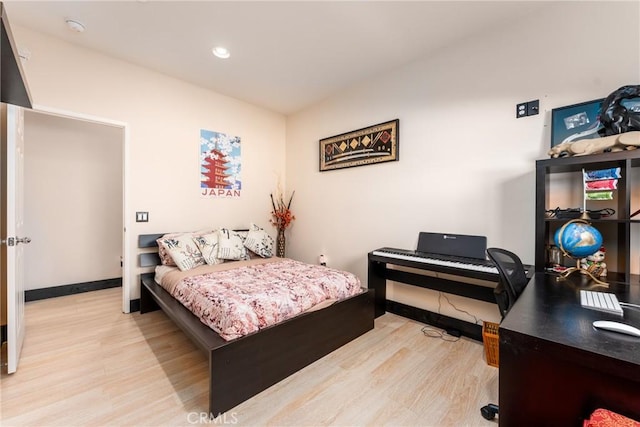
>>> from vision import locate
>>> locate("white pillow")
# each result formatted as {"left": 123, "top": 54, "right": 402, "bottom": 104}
{"left": 217, "top": 228, "right": 248, "bottom": 261}
{"left": 156, "top": 232, "right": 181, "bottom": 266}
{"left": 243, "top": 223, "right": 274, "bottom": 258}
{"left": 156, "top": 229, "right": 214, "bottom": 266}
{"left": 235, "top": 229, "right": 249, "bottom": 242}
{"left": 159, "top": 234, "right": 206, "bottom": 271}
{"left": 193, "top": 231, "right": 224, "bottom": 265}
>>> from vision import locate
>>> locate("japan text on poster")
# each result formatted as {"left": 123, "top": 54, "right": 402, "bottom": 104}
{"left": 200, "top": 129, "right": 241, "bottom": 197}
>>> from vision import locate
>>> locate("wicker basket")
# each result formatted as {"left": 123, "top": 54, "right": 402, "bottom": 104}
{"left": 482, "top": 321, "right": 500, "bottom": 368}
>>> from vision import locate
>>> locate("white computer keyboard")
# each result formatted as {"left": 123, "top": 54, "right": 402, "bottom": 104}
{"left": 580, "top": 290, "right": 623, "bottom": 316}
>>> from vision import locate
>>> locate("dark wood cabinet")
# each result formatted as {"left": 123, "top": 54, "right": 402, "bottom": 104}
{"left": 1, "top": 3, "right": 32, "bottom": 108}
{"left": 535, "top": 150, "right": 640, "bottom": 284}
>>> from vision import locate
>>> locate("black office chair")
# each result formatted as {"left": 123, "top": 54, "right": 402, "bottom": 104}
{"left": 488, "top": 247, "right": 529, "bottom": 314}
{"left": 481, "top": 247, "right": 529, "bottom": 421}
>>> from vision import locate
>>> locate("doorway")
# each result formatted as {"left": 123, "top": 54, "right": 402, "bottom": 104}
{"left": 24, "top": 106, "right": 129, "bottom": 312}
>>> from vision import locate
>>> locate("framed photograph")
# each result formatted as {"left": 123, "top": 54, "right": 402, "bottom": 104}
{"left": 319, "top": 119, "right": 399, "bottom": 172}
{"left": 551, "top": 99, "right": 603, "bottom": 147}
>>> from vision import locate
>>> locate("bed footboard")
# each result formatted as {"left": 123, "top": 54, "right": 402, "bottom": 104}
{"left": 140, "top": 272, "right": 374, "bottom": 415}
{"left": 208, "top": 288, "right": 374, "bottom": 415}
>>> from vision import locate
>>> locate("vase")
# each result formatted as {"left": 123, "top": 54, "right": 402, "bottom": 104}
{"left": 276, "top": 228, "right": 285, "bottom": 258}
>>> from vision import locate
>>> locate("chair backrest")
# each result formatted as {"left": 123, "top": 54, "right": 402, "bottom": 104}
{"left": 487, "top": 247, "right": 529, "bottom": 318}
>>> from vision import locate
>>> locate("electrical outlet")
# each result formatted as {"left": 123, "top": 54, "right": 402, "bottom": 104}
{"left": 516, "top": 99, "right": 540, "bottom": 118}
{"left": 516, "top": 102, "right": 528, "bottom": 118}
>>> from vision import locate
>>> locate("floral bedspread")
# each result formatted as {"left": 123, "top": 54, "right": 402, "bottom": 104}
{"left": 169, "top": 258, "right": 362, "bottom": 341}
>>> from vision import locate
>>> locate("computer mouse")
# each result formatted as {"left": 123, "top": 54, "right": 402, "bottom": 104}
{"left": 593, "top": 320, "right": 640, "bottom": 337}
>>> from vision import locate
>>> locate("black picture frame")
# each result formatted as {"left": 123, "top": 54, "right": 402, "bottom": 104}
{"left": 550, "top": 99, "right": 603, "bottom": 147}
{"left": 319, "top": 119, "right": 399, "bottom": 172}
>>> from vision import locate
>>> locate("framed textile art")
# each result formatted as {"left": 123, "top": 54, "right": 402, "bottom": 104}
{"left": 319, "top": 119, "right": 399, "bottom": 172}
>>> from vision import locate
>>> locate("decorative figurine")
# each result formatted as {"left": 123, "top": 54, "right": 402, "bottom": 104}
{"left": 548, "top": 131, "right": 639, "bottom": 158}
{"left": 580, "top": 247, "right": 608, "bottom": 277}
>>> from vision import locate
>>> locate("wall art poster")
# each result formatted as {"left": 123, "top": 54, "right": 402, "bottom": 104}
{"left": 200, "top": 129, "right": 241, "bottom": 197}
{"left": 550, "top": 99, "right": 603, "bottom": 147}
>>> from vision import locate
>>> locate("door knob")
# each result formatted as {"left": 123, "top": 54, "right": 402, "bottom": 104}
{"left": 16, "top": 237, "right": 31, "bottom": 244}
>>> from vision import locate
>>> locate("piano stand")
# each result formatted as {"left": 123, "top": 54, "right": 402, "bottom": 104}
{"left": 368, "top": 249, "right": 501, "bottom": 340}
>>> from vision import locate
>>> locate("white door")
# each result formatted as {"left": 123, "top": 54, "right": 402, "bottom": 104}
{"left": 2, "top": 103, "right": 29, "bottom": 374}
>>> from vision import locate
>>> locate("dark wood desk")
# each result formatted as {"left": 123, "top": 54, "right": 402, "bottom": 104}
{"left": 499, "top": 273, "right": 640, "bottom": 426}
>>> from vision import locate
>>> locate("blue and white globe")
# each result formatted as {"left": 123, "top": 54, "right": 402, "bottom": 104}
{"left": 554, "top": 220, "right": 603, "bottom": 259}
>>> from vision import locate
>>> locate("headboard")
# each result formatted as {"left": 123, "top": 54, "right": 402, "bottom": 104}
{"left": 138, "top": 230, "right": 249, "bottom": 268}
{"left": 138, "top": 233, "right": 165, "bottom": 267}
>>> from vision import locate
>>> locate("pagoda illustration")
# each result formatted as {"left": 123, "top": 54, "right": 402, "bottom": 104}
{"left": 201, "top": 149, "right": 230, "bottom": 188}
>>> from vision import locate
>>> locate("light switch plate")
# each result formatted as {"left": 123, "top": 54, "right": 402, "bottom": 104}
{"left": 136, "top": 211, "right": 149, "bottom": 222}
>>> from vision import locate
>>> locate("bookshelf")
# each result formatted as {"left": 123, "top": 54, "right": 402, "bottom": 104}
{"left": 535, "top": 149, "right": 640, "bottom": 284}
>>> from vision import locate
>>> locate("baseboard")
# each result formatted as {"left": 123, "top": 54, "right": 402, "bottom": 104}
{"left": 386, "top": 300, "right": 483, "bottom": 342}
{"left": 130, "top": 299, "right": 140, "bottom": 313}
{"left": 25, "top": 278, "right": 122, "bottom": 302}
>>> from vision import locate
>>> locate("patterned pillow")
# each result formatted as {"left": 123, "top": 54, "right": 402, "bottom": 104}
{"left": 159, "top": 234, "right": 206, "bottom": 271}
{"left": 217, "top": 228, "right": 248, "bottom": 261}
{"left": 193, "top": 231, "right": 224, "bottom": 265}
{"left": 584, "top": 408, "right": 640, "bottom": 427}
{"left": 235, "top": 229, "right": 249, "bottom": 242}
{"left": 156, "top": 233, "right": 181, "bottom": 266}
{"left": 243, "top": 223, "right": 274, "bottom": 258}
{"left": 156, "top": 229, "right": 213, "bottom": 266}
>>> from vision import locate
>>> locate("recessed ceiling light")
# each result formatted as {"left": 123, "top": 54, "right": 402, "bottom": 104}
{"left": 65, "top": 19, "right": 86, "bottom": 33}
{"left": 212, "top": 46, "right": 230, "bottom": 59}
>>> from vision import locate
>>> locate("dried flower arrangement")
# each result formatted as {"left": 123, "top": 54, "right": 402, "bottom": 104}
{"left": 270, "top": 191, "right": 295, "bottom": 230}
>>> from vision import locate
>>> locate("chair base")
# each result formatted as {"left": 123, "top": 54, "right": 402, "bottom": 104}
{"left": 481, "top": 403, "right": 499, "bottom": 421}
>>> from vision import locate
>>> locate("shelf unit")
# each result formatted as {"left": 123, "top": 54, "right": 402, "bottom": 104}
{"left": 535, "top": 149, "right": 640, "bottom": 284}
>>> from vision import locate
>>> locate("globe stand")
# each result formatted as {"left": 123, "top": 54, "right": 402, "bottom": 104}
{"left": 555, "top": 218, "right": 608, "bottom": 287}
{"left": 557, "top": 265, "right": 608, "bottom": 286}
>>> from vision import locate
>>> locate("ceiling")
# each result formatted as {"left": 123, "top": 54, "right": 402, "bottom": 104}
{"left": 4, "top": 1, "right": 547, "bottom": 115}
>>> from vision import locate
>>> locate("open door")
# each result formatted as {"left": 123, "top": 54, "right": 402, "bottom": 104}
{"left": 1, "top": 103, "right": 29, "bottom": 373}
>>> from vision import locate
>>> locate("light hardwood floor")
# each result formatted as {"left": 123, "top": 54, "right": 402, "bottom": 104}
{"left": 1, "top": 288, "right": 499, "bottom": 426}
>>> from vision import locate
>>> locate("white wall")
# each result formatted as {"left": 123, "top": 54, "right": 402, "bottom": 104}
{"left": 286, "top": 2, "right": 640, "bottom": 323}
{"left": 11, "top": 2, "right": 640, "bottom": 320}
{"left": 23, "top": 111, "right": 123, "bottom": 290}
{"left": 12, "top": 26, "right": 287, "bottom": 303}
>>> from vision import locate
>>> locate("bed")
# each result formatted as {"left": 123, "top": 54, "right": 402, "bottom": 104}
{"left": 138, "top": 233, "right": 375, "bottom": 416}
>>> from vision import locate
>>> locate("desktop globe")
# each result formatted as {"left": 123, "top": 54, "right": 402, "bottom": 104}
{"left": 553, "top": 219, "right": 607, "bottom": 285}
{"left": 554, "top": 219, "right": 603, "bottom": 259}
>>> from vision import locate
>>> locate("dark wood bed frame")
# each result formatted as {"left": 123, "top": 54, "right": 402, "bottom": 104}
{"left": 138, "top": 233, "right": 375, "bottom": 416}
